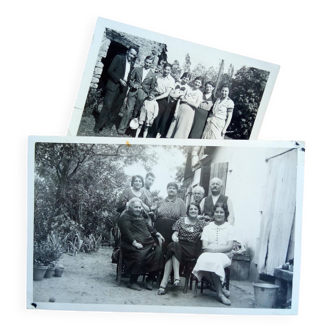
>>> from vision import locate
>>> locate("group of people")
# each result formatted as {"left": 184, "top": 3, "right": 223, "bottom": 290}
{"left": 116, "top": 173, "right": 236, "bottom": 305}
{"left": 94, "top": 47, "right": 234, "bottom": 140}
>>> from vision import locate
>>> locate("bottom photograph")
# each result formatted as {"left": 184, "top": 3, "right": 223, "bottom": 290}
{"left": 27, "top": 137, "right": 304, "bottom": 315}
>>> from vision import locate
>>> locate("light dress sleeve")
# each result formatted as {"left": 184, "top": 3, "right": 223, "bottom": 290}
{"left": 200, "top": 224, "right": 210, "bottom": 242}
{"left": 227, "top": 225, "right": 237, "bottom": 242}
{"left": 227, "top": 99, "right": 234, "bottom": 109}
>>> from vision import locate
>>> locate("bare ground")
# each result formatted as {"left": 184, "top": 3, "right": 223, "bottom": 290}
{"left": 33, "top": 248, "right": 255, "bottom": 309}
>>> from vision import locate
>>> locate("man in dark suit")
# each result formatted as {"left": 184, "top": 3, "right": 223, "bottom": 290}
{"left": 117, "top": 55, "right": 156, "bottom": 134}
{"left": 94, "top": 47, "right": 138, "bottom": 133}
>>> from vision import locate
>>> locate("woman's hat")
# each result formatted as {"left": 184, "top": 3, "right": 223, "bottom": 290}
{"left": 129, "top": 118, "right": 139, "bottom": 130}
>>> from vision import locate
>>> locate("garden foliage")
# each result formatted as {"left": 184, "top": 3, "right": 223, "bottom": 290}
{"left": 34, "top": 143, "right": 165, "bottom": 254}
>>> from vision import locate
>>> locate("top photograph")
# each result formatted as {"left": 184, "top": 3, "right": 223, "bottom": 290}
{"left": 68, "top": 18, "right": 280, "bottom": 140}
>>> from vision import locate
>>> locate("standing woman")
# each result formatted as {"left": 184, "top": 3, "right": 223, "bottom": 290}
{"left": 189, "top": 82, "right": 215, "bottom": 139}
{"left": 202, "top": 85, "right": 234, "bottom": 140}
{"left": 118, "top": 175, "right": 151, "bottom": 218}
{"left": 168, "top": 77, "right": 203, "bottom": 139}
{"left": 154, "top": 182, "right": 186, "bottom": 254}
{"left": 158, "top": 202, "right": 208, "bottom": 295}
{"left": 192, "top": 202, "right": 236, "bottom": 305}
{"left": 156, "top": 72, "right": 191, "bottom": 138}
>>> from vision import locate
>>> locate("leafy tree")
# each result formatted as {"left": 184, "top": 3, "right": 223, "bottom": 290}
{"left": 34, "top": 143, "right": 159, "bottom": 243}
{"left": 182, "top": 53, "right": 191, "bottom": 74}
{"left": 170, "top": 60, "right": 182, "bottom": 81}
{"left": 228, "top": 67, "right": 270, "bottom": 139}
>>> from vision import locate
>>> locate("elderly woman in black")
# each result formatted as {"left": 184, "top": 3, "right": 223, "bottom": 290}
{"left": 154, "top": 182, "right": 186, "bottom": 254}
{"left": 158, "top": 202, "right": 207, "bottom": 295}
{"left": 118, "top": 197, "right": 165, "bottom": 291}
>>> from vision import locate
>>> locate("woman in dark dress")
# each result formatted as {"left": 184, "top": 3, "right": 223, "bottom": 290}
{"left": 157, "top": 202, "right": 208, "bottom": 295}
{"left": 118, "top": 197, "right": 165, "bottom": 291}
{"left": 154, "top": 182, "right": 186, "bottom": 255}
{"left": 189, "top": 81, "right": 215, "bottom": 139}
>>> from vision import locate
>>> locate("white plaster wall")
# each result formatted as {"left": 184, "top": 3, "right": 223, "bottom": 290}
{"left": 210, "top": 147, "right": 290, "bottom": 257}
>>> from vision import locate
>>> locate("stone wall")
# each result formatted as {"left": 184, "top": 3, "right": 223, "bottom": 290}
{"left": 89, "top": 28, "right": 167, "bottom": 89}
{"left": 90, "top": 30, "right": 111, "bottom": 89}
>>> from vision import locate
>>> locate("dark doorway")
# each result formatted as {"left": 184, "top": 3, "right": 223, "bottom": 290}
{"left": 98, "top": 41, "right": 129, "bottom": 91}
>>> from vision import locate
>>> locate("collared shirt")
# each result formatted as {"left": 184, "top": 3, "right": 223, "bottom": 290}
{"left": 183, "top": 87, "right": 203, "bottom": 107}
{"left": 155, "top": 75, "right": 175, "bottom": 94}
{"left": 156, "top": 196, "right": 186, "bottom": 220}
{"left": 211, "top": 97, "right": 234, "bottom": 120}
{"left": 142, "top": 67, "right": 150, "bottom": 81}
{"left": 199, "top": 93, "right": 214, "bottom": 111}
{"left": 124, "top": 58, "right": 132, "bottom": 81}
{"left": 201, "top": 222, "right": 236, "bottom": 248}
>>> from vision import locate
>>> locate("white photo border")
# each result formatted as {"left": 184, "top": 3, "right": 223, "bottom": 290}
{"left": 27, "top": 136, "right": 304, "bottom": 315}
{"left": 67, "top": 17, "right": 280, "bottom": 140}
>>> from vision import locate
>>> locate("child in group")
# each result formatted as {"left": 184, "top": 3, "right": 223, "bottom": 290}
{"left": 135, "top": 90, "right": 159, "bottom": 138}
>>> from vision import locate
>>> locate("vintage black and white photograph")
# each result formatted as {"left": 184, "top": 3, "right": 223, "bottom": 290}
{"left": 27, "top": 137, "right": 304, "bottom": 314}
{"left": 68, "top": 18, "right": 279, "bottom": 140}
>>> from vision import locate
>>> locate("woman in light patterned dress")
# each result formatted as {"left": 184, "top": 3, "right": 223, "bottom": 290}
{"left": 167, "top": 77, "right": 203, "bottom": 139}
{"left": 192, "top": 202, "right": 236, "bottom": 305}
{"left": 158, "top": 202, "right": 208, "bottom": 295}
{"left": 202, "top": 85, "right": 234, "bottom": 140}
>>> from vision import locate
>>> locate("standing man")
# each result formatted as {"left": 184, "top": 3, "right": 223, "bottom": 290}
{"left": 117, "top": 56, "right": 156, "bottom": 134}
{"left": 200, "top": 177, "right": 235, "bottom": 225}
{"left": 147, "top": 63, "right": 175, "bottom": 137}
{"left": 94, "top": 47, "right": 138, "bottom": 133}
{"left": 142, "top": 172, "right": 157, "bottom": 226}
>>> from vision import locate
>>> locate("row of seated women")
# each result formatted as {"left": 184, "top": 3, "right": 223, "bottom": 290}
{"left": 117, "top": 182, "right": 236, "bottom": 305}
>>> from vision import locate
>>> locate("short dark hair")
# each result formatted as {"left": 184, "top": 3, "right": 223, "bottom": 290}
{"left": 167, "top": 182, "right": 179, "bottom": 191}
{"left": 212, "top": 202, "right": 229, "bottom": 220}
{"left": 181, "top": 72, "right": 191, "bottom": 79}
{"left": 221, "top": 84, "right": 229, "bottom": 90}
{"left": 194, "top": 76, "right": 202, "bottom": 82}
{"left": 205, "top": 81, "right": 214, "bottom": 88}
{"left": 128, "top": 46, "right": 139, "bottom": 54}
{"left": 131, "top": 175, "right": 144, "bottom": 187}
{"left": 163, "top": 63, "right": 172, "bottom": 70}
{"left": 186, "top": 202, "right": 202, "bottom": 216}
{"left": 146, "top": 172, "right": 155, "bottom": 179}
{"left": 145, "top": 55, "right": 154, "bottom": 62}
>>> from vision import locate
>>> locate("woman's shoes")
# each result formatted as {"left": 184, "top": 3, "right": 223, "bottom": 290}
{"left": 127, "top": 283, "right": 141, "bottom": 291}
{"left": 173, "top": 279, "right": 181, "bottom": 287}
{"left": 222, "top": 288, "right": 231, "bottom": 298}
{"left": 145, "top": 279, "right": 153, "bottom": 290}
{"left": 218, "top": 292, "right": 231, "bottom": 305}
{"left": 158, "top": 286, "right": 166, "bottom": 295}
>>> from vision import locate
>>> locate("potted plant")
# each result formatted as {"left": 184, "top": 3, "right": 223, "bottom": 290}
{"left": 54, "top": 264, "right": 65, "bottom": 277}
{"left": 33, "top": 239, "right": 63, "bottom": 280}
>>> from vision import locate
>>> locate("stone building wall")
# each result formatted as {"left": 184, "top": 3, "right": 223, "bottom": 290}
{"left": 90, "top": 28, "right": 167, "bottom": 89}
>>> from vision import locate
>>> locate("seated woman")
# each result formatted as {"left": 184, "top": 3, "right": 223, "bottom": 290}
{"left": 158, "top": 202, "right": 207, "bottom": 295}
{"left": 192, "top": 202, "right": 236, "bottom": 305}
{"left": 118, "top": 197, "right": 165, "bottom": 291}
{"left": 154, "top": 182, "right": 186, "bottom": 255}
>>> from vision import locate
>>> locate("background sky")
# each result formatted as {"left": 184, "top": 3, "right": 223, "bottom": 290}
{"left": 124, "top": 146, "right": 186, "bottom": 197}
{"left": 166, "top": 42, "right": 239, "bottom": 76}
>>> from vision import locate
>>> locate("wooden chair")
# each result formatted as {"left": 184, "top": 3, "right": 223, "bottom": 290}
{"left": 114, "top": 226, "right": 162, "bottom": 287}
{"left": 193, "top": 266, "right": 231, "bottom": 297}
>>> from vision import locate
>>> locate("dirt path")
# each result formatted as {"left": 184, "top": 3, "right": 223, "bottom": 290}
{"left": 33, "top": 248, "right": 255, "bottom": 309}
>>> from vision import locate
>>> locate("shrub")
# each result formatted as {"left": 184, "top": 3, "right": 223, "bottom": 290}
{"left": 34, "top": 240, "right": 63, "bottom": 267}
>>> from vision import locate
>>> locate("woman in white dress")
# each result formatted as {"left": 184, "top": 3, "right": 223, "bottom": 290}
{"left": 192, "top": 202, "right": 236, "bottom": 305}
{"left": 202, "top": 85, "right": 234, "bottom": 140}
{"left": 167, "top": 77, "right": 203, "bottom": 139}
